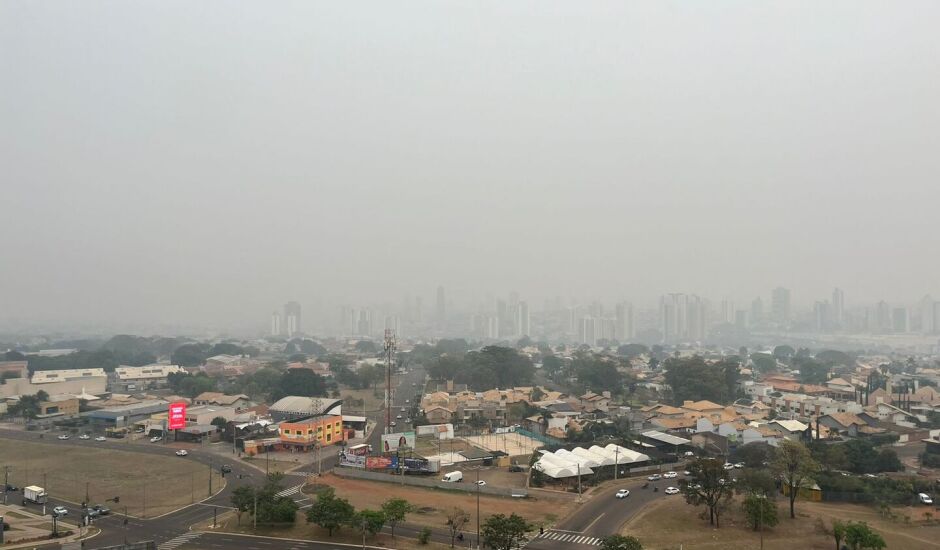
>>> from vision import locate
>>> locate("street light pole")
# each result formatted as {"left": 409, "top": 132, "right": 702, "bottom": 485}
{"left": 476, "top": 469, "right": 480, "bottom": 550}
{"left": 614, "top": 446, "right": 619, "bottom": 480}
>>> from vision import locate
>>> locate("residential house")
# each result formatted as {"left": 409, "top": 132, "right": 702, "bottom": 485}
{"left": 193, "top": 392, "right": 251, "bottom": 410}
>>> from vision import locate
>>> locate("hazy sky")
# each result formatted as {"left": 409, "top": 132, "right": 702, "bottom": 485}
{"left": 2, "top": 1, "right": 939, "bottom": 330}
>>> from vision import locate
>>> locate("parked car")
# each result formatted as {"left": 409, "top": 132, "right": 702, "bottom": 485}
{"left": 175, "top": 449, "right": 188, "bottom": 456}
{"left": 150, "top": 436, "right": 162, "bottom": 443}
{"left": 79, "top": 434, "right": 90, "bottom": 440}
{"left": 396, "top": 415, "right": 403, "bottom": 419}
{"left": 647, "top": 474, "right": 662, "bottom": 481}
{"left": 390, "top": 422, "right": 397, "bottom": 427}
{"left": 684, "top": 451, "right": 695, "bottom": 457}
{"left": 723, "top": 463, "right": 735, "bottom": 470}
{"left": 683, "top": 470, "right": 691, "bottom": 476}
{"left": 57, "top": 434, "right": 70, "bottom": 440}
{"left": 615, "top": 489, "right": 630, "bottom": 499}
{"left": 664, "top": 487, "right": 680, "bottom": 495}
{"left": 4, "top": 484, "right": 19, "bottom": 492}
{"left": 95, "top": 436, "right": 107, "bottom": 442}
{"left": 663, "top": 471, "right": 678, "bottom": 479}
{"left": 734, "top": 463, "right": 745, "bottom": 469}
{"left": 476, "top": 480, "right": 487, "bottom": 486}
{"left": 919, "top": 493, "right": 934, "bottom": 505}
{"left": 53, "top": 506, "right": 69, "bottom": 516}
{"left": 508, "top": 465, "right": 523, "bottom": 473}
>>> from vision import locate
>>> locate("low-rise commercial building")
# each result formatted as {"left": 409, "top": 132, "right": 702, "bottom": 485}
{"left": 278, "top": 415, "right": 345, "bottom": 449}
{"left": 112, "top": 364, "right": 184, "bottom": 391}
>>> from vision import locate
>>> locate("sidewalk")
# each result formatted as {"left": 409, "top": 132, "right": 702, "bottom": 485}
{"left": 0, "top": 503, "right": 94, "bottom": 549}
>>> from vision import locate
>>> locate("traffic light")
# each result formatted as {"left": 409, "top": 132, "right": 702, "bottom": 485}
{"left": 113, "top": 496, "right": 120, "bottom": 503}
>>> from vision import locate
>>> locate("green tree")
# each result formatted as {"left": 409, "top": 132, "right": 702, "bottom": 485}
{"left": 572, "top": 353, "right": 623, "bottom": 394}
{"left": 772, "top": 345, "right": 795, "bottom": 361}
{"left": 481, "top": 513, "right": 532, "bottom": 550}
{"left": 663, "top": 356, "right": 740, "bottom": 405}
{"left": 381, "top": 497, "right": 415, "bottom": 539}
{"left": 445, "top": 507, "right": 470, "bottom": 548}
{"left": 795, "top": 358, "right": 830, "bottom": 385}
{"left": 832, "top": 520, "right": 848, "bottom": 550}
{"left": 771, "top": 439, "right": 820, "bottom": 519}
{"left": 273, "top": 369, "right": 327, "bottom": 401}
{"left": 231, "top": 485, "right": 254, "bottom": 525}
{"left": 741, "top": 494, "right": 778, "bottom": 531}
{"left": 681, "top": 457, "right": 736, "bottom": 527}
{"left": 750, "top": 353, "right": 777, "bottom": 373}
{"left": 736, "top": 469, "right": 776, "bottom": 497}
{"left": 209, "top": 342, "right": 244, "bottom": 356}
{"left": 600, "top": 534, "right": 643, "bottom": 550}
{"left": 617, "top": 344, "right": 649, "bottom": 359}
{"left": 171, "top": 343, "right": 210, "bottom": 367}
{"left": 354, "top": 340, "right": 379, "bottom": 354}
{"left": 355, "top": 509, "right": 386, "bottom": 538}
{"left": 418, "top": 526, "right": 432, "bottom": 544}
{"left": 306, "top": 487, "right": 355, "bottom": 536}
{"left": 733, "top": 442, "right": 772, "bottom": 468}
{"left": 210, "top": 416, "right": 228, "bottom": 429}
{"left": 844, "top": 521, "right": 886, "bottom": 550}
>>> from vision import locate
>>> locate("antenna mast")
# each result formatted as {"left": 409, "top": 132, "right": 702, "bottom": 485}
{"left": 383, "top": 328, "right": 396, "bottom": 435}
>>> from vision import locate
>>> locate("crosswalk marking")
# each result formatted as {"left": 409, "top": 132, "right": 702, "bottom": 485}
{"left": 157, "top": 532, "right": 201, "bottom": 550}
{"left": 533, "top": 530, "right": 601, "bottom": 546}
{"left": 275, "top": 483, "right": 305, "bottom": 497}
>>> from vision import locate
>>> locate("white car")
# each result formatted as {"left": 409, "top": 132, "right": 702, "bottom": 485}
{"left": 647, "top": 474, "right": 662, "bottom": 481}
{"left": 57, "top": 434, "right": 70, "bottom": 440}
{"left": 150, "top": 436, "right": 162, "bottom": 443}
{"left": 734, "top": 462, "right": 745, "bottom": 469}
{"left": 663, "top": 471, "right": 678, "bottom": 479}
{"left": 723, "top": 463, "right": 735, "bottom": 470}
{"left": 53, "top": 506, "right": 69, "bottom": 516}
{"left": 664, "top": 487, "right": 680, "bottom": 495}
{"left": 95, "top": 436, "right": 107, "bottom": 442}
{"left": 390, "top": 421, "right": 397, "bottom": 427}
{"left": 175, "top": 449, "right": 188, "bottom": 456}
{"left": 919, "top": 493, "right": 933, "bottom": 505}
{"left": 684, "top": 451, "right": 695, "bottom": 457}
{"left": 615, "top": 489, "right": 630, "bottom": 499}
{"left": 476, "top": 480, "right": 487, "bottom": 486}
{"left": 79, "top": 434, "right": 90, "bottom": 440}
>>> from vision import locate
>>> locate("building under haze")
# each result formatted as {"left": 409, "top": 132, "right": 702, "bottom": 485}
{"left": 435, "top": 285, "right": 446, "bottom": 329}
{"left": 832, "top": 288, "right": 845, "bottom": 327}
{"left": 660, "top": 293, "right": 706, "bottom": 343}
{"left": 270, "top": 311, "right": 281, "bottom": 336}
{"left": 615, "top": 302, "right": 635, "bottom": 341}
{"left": 771, "top": 287, "right": 791, "bottom": 325}
{"left": 284, "top": 301, "right": 302, "bottom": 337}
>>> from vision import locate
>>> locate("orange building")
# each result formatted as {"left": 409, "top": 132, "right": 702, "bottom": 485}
{"left": 278, "top": 415, "right": 345, "bottom": 450}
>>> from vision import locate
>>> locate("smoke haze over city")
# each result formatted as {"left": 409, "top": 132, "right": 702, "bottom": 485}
{"left": 3, "top": 1, "right": 940, "bottom": 334}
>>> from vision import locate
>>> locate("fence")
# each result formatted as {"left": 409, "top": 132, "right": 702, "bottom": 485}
{"left": 334, "top": 467, "right": 527, "bottom": 497}
{"left": 84, "top": 541, "right": 156, "bottom": 550}
{"left": 514, "top": 428, "right": 563, "bottom": 448}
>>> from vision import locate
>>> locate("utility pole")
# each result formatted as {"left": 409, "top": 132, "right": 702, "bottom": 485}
{"left": 3, "top": 465, "right": 9, "bottom": 505}
{"left": 253, "top": 492, "right": 258, "bottom": 532}
{"left": 614, "top": 446, "right": 619, "bottom": 480}
{"left": 476, "top": 469, "right": 481, "bottom": 550}
{"left": 577, "top": 463, "right": 582, "bottom": 503}
{"left": 42, "top": 473, "right": 47, "bottom": 516}
{"left": 384, "top": 329, "right": 396, "bottom": 435}
{"left": 85, "top": 481, "right": 89, "bottom": 506}
{"left": 208, "top": 460, "right": 213, "bottom": 496}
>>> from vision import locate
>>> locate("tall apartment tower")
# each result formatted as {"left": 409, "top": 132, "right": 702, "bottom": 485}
{"left": 578, "top": 317, "right": 597, "bottom": 347}
{"left": 284, "top": 301, "right": 302, "bottom": 337}
{"left": 771, "top": 287, "right": 791, "bottom": 324}
{"left": 832, "top": 288, "right": 845, "bottom": 326}
{"left": 270, "top": 311, "right": 281, "bottom": 336}
{"left": 615, "top": 302, "right": 635, "bottom": 341}
{"left": 517, "top": 301, "right": 531, "bottom": 337}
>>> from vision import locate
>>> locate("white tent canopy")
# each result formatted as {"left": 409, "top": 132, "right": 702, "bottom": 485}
{"left": 604, "top": 443, "right": 651, "bottom": 464}
{"left": 533, "top": 443, "right": 654, "bottom": 478}
{"left": 573, "top": 447, "right": 614, "bottom": 466}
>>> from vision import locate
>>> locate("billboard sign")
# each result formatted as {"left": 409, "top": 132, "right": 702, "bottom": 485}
{"left": 381, "top": 431, "right": 416, "bottom": 452}
{"left": 366, "top": 456, "right": 398, "bottom": 469}
{"left": 339, "top": 452, "right": 366, "bottom": 468}
{"left": 168, "top": 402, "right": 187, "bottom": 430}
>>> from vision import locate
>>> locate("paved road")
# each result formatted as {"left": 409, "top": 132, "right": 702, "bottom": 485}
{"left": 526, "top": 472, "right": 685, "bottom": 548}
{"left": 0, "top": 364, "right": 428, "bottom": 550}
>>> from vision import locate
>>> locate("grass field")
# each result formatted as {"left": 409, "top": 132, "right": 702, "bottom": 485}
{"left": 623, "top": 495, "right": 940, "bottom": 549}
{"left": 0, "top": 439, "right": 216, "bottom": 517}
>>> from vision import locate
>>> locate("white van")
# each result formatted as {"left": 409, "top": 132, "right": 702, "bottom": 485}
{"left": 442, "top": 471, "right": 464, "bottom": 483}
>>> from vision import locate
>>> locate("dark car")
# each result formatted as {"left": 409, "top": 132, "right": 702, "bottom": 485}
{"left": 508, "top": 465, "right": 524, "bottom": 473}
{"left": 86, "top": 508, "right": 101, "bottom": 519}
{"left": 220, "top": 465, "right": 232, "bottom": 473}
{"left": 93, "top": 505, "right": 110, "bottom": 515}
{"left": 5, "top": 484, "right": 20, "bottom": 492}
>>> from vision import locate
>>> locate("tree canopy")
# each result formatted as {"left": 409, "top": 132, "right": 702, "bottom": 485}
{"left": 663, "top": 356, "right": 739, "bottom": 405}
{"left": 600, "top": 535, "right": 643, "bottom": 550}
{"left": 272, "top": 369, "right": 328, "bottom": 401}
{"left": 481, "top": 513, "right": 532, "bottom": 550}
{"left": 772, "top": 439, "right": 820, "bottom": 519}
{"left": 306, "top": 487, "right": 355, "bottom": 536}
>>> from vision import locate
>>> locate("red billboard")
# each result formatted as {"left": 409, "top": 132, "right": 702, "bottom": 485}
{"left": 168, "top": 402, "right": 187, "bottom": 430}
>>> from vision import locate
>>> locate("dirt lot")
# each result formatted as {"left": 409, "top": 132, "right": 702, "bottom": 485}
{"left": 0, "top": 439, "right": 213, "bottom": 517}
{"left": 340, "top": 387, "right": 386, "bottom": 414}
{"left": 306, "top": 472, "right": 571, "bottom": 529}
{"left": 462, "top": 432, "right": 544, "bottom": 457}
{"left": 623, "top": 495, "right": 940, "bottom": 549}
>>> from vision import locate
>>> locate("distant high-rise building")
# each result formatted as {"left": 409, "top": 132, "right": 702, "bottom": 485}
{"left": 517, "top": 301, "right": 531, "bottom": 337}
{"left": 435, "top": 286, "right": 446, "bottom": 328}
{"left": 660, "top": 293, "right": 705, "bottom": 343}
{"left": 614, "top": 302, "right": 635, "bottom": 341}
{"left": 814, "top": 301, "right": 831, "bottom": 332}
{"left": 284, "top": 301, "right": 302, "bottom": 337}
{"left": 750, "top": 297, "right": 764, "bottom": 325}
{"left": 578, "top": 317, "right": 597, "bottom": 347}
{"left": 920, "top": 295, "right": 936, "bottom": 334}
{"left": 771, "top": 287, "right": 791, "bottom": 324}
{"left": 735, "top": 310, "right": 750, "bottom": 330}
{"left": 892, "top": 307, "right": 909, "bottom": 333}
{"left": 270, "top": 311, "right": 281, "bottom": 336}
{"left": 384, "top": 316, "right": 402, "bottom": 338}
{"left": 875, "top": 301, "right": 892, "bottom": 332}
{"left": 720, "top": 299, "right": 735, "bottom": 325}
{"left": 832, "top": 288, "right": 845, "bottom": 327}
